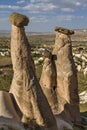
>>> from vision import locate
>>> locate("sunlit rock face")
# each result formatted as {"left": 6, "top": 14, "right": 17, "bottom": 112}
{"left": 53, "top": 26, "right": 81, "bottom": 122}
{"left": 9, "top": 12, "right": 57, "bottom": 130}
{"left": 0, "top": 12, "right": 83, "bottom": 130}
{"left": 40, "top": 49, "right": 58, "bottom": 114}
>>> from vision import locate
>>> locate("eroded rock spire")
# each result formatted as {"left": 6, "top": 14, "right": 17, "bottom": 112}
{"left": 40, "top": 49, "right": 58, "bottom": 114}
{"left": 9, "top": 12, "right": 58, "bottom": 130}
{"left": 53, "top": 26, "right": 81, "bottom": 121}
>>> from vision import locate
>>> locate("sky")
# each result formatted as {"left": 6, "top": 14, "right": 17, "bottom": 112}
{"left": 0, "top": 0, "right": 87, "bottom": 32}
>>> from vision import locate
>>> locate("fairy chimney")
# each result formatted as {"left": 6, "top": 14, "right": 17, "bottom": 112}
{"left": 9, "top": 12, "right": 58, "bottom": 130}
{"left": 40, "top": 49, "right": 58, "bottom": 114}
{"left": 53, "top": 26, "right": 81, "bottom": 122}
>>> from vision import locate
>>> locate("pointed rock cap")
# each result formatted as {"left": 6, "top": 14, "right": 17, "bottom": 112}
{"left": 54, "top": 26, "right": 74, "bottom": 35}
{"left": 9, "top": 12, "right": 29, "bottom": 27}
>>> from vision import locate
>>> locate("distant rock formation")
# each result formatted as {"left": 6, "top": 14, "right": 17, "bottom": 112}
{"left": 53, "top": 26, "right": 81, "bottom": 122}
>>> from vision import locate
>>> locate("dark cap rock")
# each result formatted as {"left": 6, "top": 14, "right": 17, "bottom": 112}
{"left": 9, "top": 12, "right": 29, "bottom": 27}
{"left": 44, "top": 49, "right": 52, "bottom": 58}
{"left": 54, "top": 26, "right": 74, "bottom": 35}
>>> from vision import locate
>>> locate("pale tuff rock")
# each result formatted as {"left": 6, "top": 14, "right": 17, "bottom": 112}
{"left": 0, "top": 91, "right": 20, "bottom": 120}
{"left": 9, "top": 13, "right": 57, "bottom": 130}
{"left": 0, "top": 12, "right": 83, "bottom": 130}
{"left": 40, "top": 49, "right": 58, "bottom": 114}
{"left": 0, "top": 91, "right": 24, "bottom": 130}
{"left": 53, "top": 26, "right": 81, "bottom": 121}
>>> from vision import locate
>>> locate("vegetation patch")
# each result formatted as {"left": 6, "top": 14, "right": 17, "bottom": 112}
{"left": 78, "top": 72, "right": 87, "bottom": 93}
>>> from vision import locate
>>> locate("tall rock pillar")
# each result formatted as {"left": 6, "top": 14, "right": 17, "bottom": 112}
{"left": 53, "top": 27, "right": 81, "bottom": 122}
{"left": 40, "top": 49, "right": 58, "bottom": 114}
{"left": 9, "top": 12, "right": 58, "bottom": 130}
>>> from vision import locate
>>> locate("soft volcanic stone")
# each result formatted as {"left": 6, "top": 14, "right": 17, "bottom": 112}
{"left": 52, "top": 27, "right": 81, "bottom": 122}
{"left": 40, "top": 49, "right": 58, "bottom": 114}
{"left": 9, "top": 13, "right": 58, "bottom": 130}
{"left": 9, "top": 12, "right": 29, "bottom": 27}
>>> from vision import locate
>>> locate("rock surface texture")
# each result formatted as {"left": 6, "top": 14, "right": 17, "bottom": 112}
{"left": 0, "top": 12, "right": 84, "bottom": 130}
{"left": 0, "top": 12, "right": 58, "bottom": 130}
{"left": 9, "top": 12, "right": 57, "bottom": 130}
{"left": 53, "top": 26, "right": 81, "bottom": 122}
{"left": 40, "top": 49, "right": 58, "bottom": 114}
{"left": 9, "top": 12, "right": 29, "bottom": 27}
